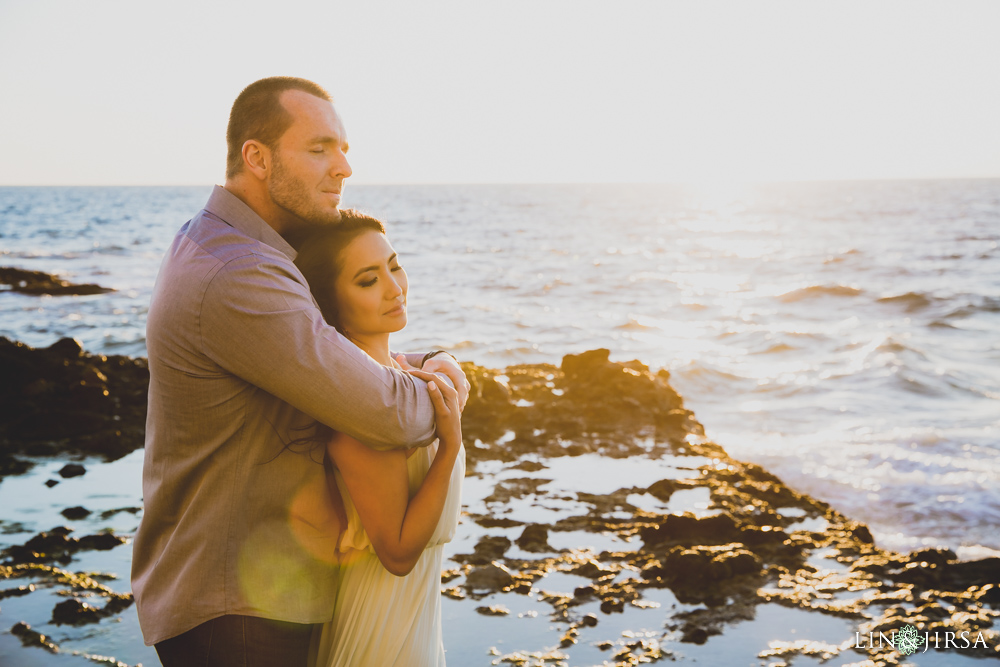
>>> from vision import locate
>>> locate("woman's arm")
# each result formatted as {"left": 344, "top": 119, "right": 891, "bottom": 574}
{"left": 327, "top": 379, "right": 463, "bottom": 576}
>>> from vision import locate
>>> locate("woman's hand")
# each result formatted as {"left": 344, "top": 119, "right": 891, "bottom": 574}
{"left": 406, "top": 367, "right": 464, "bottom": 449}
{"left": 427, "top": 376, "right": 462, "bottom": 451}
{"left": 396, "top": 353, "right": 470, "bottom": 411}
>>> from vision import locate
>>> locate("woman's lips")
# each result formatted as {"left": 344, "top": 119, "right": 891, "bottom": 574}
{"left": 383, "top": 303, "right": 406, "bottom": 316}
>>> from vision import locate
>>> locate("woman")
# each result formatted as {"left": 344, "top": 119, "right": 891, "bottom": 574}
{"left": 294, "top": 210, "right": 465, "bottom": 667}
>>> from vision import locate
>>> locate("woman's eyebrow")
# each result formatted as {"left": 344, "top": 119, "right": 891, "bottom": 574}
{"left": 352, "top": 254, "right": 397, "bottom": 279}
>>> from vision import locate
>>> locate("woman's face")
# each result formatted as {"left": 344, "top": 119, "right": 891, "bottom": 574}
{"left": 333, "top": 230, "right": 408, "bottom": 337}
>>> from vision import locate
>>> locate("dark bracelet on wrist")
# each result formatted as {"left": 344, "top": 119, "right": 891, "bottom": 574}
{"left": 421, "top": 350, "right": 450, "bottom": 367}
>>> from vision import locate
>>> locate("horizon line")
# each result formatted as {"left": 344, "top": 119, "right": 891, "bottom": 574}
{"left": 3, "top": 176, "right": 1000, "bottom": 188}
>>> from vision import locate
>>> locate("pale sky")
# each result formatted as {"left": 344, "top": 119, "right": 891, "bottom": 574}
{"left": 1, "top": 0, "right": 998, "bottom": 185}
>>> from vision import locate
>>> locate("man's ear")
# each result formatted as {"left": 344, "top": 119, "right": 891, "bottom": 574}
{"left": 242, "top": 140, "right": 270, "bottom": 181}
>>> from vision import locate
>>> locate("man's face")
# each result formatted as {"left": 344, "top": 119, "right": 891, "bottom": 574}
{"left": 268, "top": 89, "right": 352, "bottom": 226}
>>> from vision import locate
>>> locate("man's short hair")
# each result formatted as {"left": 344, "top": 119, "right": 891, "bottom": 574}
{"left": 226, "top": 76, "right": 332, "bottom": 179}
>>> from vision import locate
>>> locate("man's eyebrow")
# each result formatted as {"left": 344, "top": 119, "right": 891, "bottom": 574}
{"left": 352, "top": 254, "right": 396, "bottom": 279}
{"left": 310, "top": 136, "right": 349, "bottom": 151}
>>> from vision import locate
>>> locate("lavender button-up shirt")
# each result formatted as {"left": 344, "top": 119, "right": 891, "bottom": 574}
{"left": 131, "top": 186, "right": 435, "bottom": 645}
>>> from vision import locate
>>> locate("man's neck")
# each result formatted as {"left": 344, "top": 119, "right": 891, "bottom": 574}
{"left": 223, "top": 181, "right": 297, "bottom": 239}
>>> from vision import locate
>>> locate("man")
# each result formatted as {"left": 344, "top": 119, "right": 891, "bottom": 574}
{"left": 131, "top": 76, "right": 470, "bottom": 666}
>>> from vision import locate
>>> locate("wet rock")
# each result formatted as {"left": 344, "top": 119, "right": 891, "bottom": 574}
{"left": 51, "top": 592, "right": 133, "bottom": 625}
{"left": 0, "top": 266, "right": 113, "bottom": 296}
{"left": 472, "top": 516, "right": 524, "bottom": 528}
{"left": 485, "top": 477, "right": 551, "bottom": 504}
{"left": 99, "top": 506, "right": 142, "bottom": 520}
{"left": 639, "top": 513, "right": 741, "bottom": 548}
{"left": 10, "top": 621, "right": 59, "bottom": 652}
{"left": 850, "top": 523, "right": 874, "bottom": 544}
{"left": 465, "top": 561, "right": 515, "bottom": 593}
{"left": 2, "top": 526, "right": 127, "bottom": 565}
{"left": 599, "top": 597, "right": 625, "bottom": 614}
{"left": 61, "top": 506, "right": 91, "bottom": 520}
{"left": 459, "top": 350, "right": 702, "bottom": 467}
{"left": 910, "top": 547, "right": 958, "bottom": 566}
{"left": 516, "top": 524, "right": 554, "bottom": 553}
{"left": 646, "top": 479, "right": 678, "bottom": 502}
{"left": 580, "top": 613, "right": 598, "bottom": 627}
{"left": 0, "top": 583, "right": 35, "bottom": 599}
{"left": 52, "top": 598, "right": 102, "bottom": 625}
{"left": 44, "top": 479, "right": 59, "bottom": 487}
{"left": 58, "top": 464, "right": 87, "bottom": 478}
{"left": 0, "top": 337, "right": 149, "bottom": 474}
{"left": 476, "top": 605, "right": 510, "bottom": 616}
{"left": 456, "top": 535, "right": 511, "bottom": 565}
{"left": 680, "top": 626, "right": 709, "bottom": 644}
{"left": 77, "top": 532, "right": 127, "bottom": 551}
{"left": 571, "top": 559, "right": 614, "bottom": 580}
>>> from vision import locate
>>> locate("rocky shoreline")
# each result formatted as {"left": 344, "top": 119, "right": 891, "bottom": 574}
{"left": 1, "top": 339, "right": 997, "bottom": 665}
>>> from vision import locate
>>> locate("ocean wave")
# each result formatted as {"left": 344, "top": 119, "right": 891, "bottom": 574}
{"left": 715, "top": 426, "right": 1000, "bottom": 553}
{"left": 943, "top": 295, "right": 1000, "bottom": 319}
{"left": 876, "top": 291, "right": 934, "bottom": 311}
{"left": 821, "top": 248, "right": 862, "bottom": 264}
{"left": 615, "top": 317, "right": 660, "bottom": 332}
{"left": 777, "top": 284, "right": 863, "bottom": 302}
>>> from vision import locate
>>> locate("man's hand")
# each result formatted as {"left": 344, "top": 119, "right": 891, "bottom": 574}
{"left": 396, "top": 353, "right": 470, "bottom": 412}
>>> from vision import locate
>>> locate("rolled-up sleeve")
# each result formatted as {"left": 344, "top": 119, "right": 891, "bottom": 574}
{"left": 199, "top": 252, "right": 435, "bottom": 450}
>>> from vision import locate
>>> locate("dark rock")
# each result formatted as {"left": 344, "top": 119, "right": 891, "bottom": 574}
{"left": 909, "top": 547, "right": 958, "bottom": 566}
{"left": 978, "top": 584, "right": 1000, "bottom": 607}
{"left": 10, "top": 621, "right": 59, "bottom": 652}
{"left": 715, "top": 549, "right": 762, "bottom": 577}
{"left": 475, "top": 605, "right": 510, "bottom": 616}
{"left": 0, "top": 337, "right": 149, "bottom": 474}
{"left": 581, "top": 613, "right": 598, "bottom": 627}
{"left": 61, "top": 506, "right": 91, "bottom": 520}
{"left": 680, "top": 627, "right": 709, "bottom": 644}
{"left": 2, "top": 526, "right": 127, "bottom": 565}
{"left": 99, "top": 506, "right": 142, "bottom": 520}
{"left": 465, "top": 562, "right": 515, "bottom": 593}
{"left": 0, "top": 455, "right": 33, "bottom": 477}
{"left": 646, "top": 479, "right": 677, "bottom": 501}
{"left": 58, "top": 463, "right": 86, "bottom": 478}
{"left": 639, "top": 513, "right": 742, "bottom": 548}
{"left": 561, "top": 348, "right": 612, "bottom": 377}
{"left": 0, "top": 266, "right": 113, "bottom": 296}
{"left": 516, "top": 524, "right": 554, "bottom": 553}
{"left": 571, "top": 559, "right": 614, "bottom": 580}
{"left": 456, "top": 535, "right": 511, "bottom": 565}
{"left": 599, "top": 597, "right": 625, "bottom": 614}
{"left": 50, "top": 592, "right": 133, "bottom": 625}
{"left": 851, "top": 523, "right": 874, "bottom": 544}
{"left": 51, "top": 598, "right": 102, "bottom": 625}
{"left": 77, "top": 532, "right": 127, "bottom": 550}
{"left": 0, "top": 584, "right": 35, "bottom": 599}
{"left": 473, "top": 516, "right": 524, "bottom": 528}
{"left": 44, "top": 479, "right": 59, "bottom": 487}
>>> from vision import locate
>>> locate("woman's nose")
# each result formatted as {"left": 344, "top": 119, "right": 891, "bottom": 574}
{"left": 386, "top": 276, "right": 403, "bottom": 299}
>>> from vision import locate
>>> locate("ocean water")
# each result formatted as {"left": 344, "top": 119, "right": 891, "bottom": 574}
{"left": 1, "top": 181, "right": 999, "bottom": 561}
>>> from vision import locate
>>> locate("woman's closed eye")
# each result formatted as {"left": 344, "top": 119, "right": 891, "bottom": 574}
{"left": 358, "top": 276, "right": 378, "bottom": 288}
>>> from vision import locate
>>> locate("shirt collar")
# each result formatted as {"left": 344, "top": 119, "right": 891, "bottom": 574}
{"left": 203, "top": 185, "right": 298, "bottom": 260}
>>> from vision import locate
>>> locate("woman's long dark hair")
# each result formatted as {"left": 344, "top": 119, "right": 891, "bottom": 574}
{"left": 294, "top": 209, "right": 387, "bottom": 335}
{"left": 286, "top": 209, "right": 388, "bottom": 452}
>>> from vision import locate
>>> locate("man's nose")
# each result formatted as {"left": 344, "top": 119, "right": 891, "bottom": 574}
{"left": 332, "top": 151, "right": 352, "bottom": 178}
